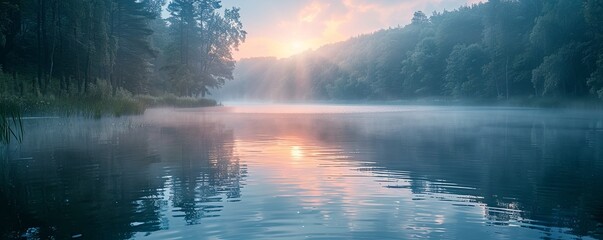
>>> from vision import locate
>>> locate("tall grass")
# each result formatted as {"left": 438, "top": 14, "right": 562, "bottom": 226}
{"left": 7, "top": 80, "right": 147, "bottom": 118}
{"left": 1, "top": 77, "right": 217, "bottom": 143}
{"left": 2, "top": 79, "right": 217, "bottom": 117}
{"left": 0, "top": 97, "right": 23, "bottom": 144}
{"left": 136, "top": 94, "right": 217, "bottom": 108}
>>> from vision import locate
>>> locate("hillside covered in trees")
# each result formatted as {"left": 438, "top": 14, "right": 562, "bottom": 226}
{"left": 217, "top": 0, "right": 603, "bottom": 101}
{"left": 0, "top": 0, "right": 245, "bottom": 99}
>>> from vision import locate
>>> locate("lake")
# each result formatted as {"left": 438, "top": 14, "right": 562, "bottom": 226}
{"left": 1, "top": 104, "right": 602, "bottom": 239}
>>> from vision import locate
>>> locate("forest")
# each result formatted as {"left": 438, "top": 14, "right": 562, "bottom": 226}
{"left": 0, "top": 0, "right": 245, "bottom": 103}
{"left": 217, "top": 0, "right": 603, "bottom": 102}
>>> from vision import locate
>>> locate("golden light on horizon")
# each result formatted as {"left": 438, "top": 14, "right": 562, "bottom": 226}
{"left": 274, "top": 39, "right": 315, "bottom": 58}
{"left": 285, "top": 40, "right": 310, "bottom": 57}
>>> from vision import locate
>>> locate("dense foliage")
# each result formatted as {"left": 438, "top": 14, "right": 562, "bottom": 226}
{"left": 0, "top": 0, "right": 245, "bottom": 98}
{"left": 217, "top": 0, "right": 603, "bottom": 101}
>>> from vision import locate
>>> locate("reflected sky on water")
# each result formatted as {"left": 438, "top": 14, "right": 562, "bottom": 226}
{"left": 1, "top": 105, "right": 602, "bottom": 239}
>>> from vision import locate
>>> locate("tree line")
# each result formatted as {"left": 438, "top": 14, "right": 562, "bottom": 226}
{"left": 0, "top": 0, "right": 245, "bottom": 98}
{"left": 217, "top": 0, "right": 603, "bottom": 101}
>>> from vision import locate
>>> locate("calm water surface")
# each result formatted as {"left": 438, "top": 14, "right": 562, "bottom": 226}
{"left": 1, "top": 105, "right": 602, "bottom": 239}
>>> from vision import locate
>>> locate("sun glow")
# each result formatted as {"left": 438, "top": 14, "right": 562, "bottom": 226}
{"left": 286, "top": 40, "right": 309, "bottom": 56}
{"left": 291, "top": 41, "right": 304, "bottom": 50}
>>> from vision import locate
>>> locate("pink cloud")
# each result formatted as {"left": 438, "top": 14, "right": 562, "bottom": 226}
{"left": 299, "top": 1, "right": 328, "bottom": 23}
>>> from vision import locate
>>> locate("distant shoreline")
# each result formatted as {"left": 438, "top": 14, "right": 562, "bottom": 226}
{"left": 217, "top": 98, "right": 603, "bottom": 110}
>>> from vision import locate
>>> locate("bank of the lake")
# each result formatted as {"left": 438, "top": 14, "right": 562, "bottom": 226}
{"left": 0, "top": 94, "right": 217, "bottom": 144}
{"left": 1, "top": 95, "right": 217, "bottom": 118}
{"left": 226, "top": 97, "right": 603, "bottom": 110}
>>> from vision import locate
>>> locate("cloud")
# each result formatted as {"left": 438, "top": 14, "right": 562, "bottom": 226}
{"left": 299, "top": 2, "right": 327, "bottom": 23}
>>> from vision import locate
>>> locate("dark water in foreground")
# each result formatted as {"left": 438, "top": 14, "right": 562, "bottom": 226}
{"left": 1, "top": 105, "right": 603, "bottom": 239}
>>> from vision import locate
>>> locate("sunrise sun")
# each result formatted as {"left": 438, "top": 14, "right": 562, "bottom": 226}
{"left": 288, "top": 41, "right": 307, "bottom": 56}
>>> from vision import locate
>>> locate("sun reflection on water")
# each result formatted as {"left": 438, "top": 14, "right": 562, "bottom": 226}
{"left": 290, "top": 146, "right": 304, "bottom": 160}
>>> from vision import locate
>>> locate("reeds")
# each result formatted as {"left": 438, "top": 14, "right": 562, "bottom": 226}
{"left": 0, "top": 97, "right": 23, "bottom": 144}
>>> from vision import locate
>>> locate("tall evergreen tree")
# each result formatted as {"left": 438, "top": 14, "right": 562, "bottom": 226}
{"left": 112, "top": 0, "right": 156, "bottom": 94}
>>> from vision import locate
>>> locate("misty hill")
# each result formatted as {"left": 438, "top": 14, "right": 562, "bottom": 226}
{"left": 215, "top": 0, "right": 603, "bottom": 102}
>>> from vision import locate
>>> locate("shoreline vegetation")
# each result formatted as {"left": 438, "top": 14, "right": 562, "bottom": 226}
{"left": 0, "top": 93, "right": 216, "bottom": 144}
{"left": 344, "top": 97, "right": 603, "bottom": 109}
{"left": 0, "top": 98, "right": 22, "bottom": 145}
{"left": 0, "top": 78, "right": 217, "bottom": 144}
{"left": 0, "top": 94, "right": 218, "bottom": 117}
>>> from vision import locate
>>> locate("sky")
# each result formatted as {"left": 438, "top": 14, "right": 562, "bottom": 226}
{"left": 220, "top": 0, "right": 482, "bottom": 60}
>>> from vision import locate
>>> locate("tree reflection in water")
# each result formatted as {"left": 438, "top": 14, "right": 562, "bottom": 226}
{"left": 0, "top": 117, "right": 243, "bottom": 239}
{"left": 0, "top": 107, "right": 602, "bottom": 239}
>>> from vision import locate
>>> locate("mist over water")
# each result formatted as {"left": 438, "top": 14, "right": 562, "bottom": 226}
{"left": 1, "top": 104, "right": 602, "bottom": 239}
